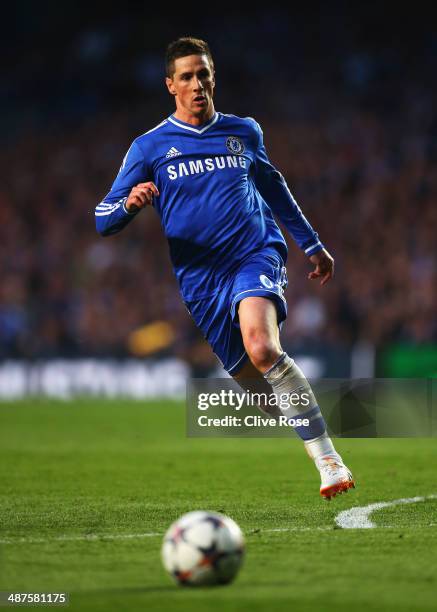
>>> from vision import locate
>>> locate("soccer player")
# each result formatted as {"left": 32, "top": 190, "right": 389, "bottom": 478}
{"left": 95, "top": 37, "right": 354, "bottom": 499}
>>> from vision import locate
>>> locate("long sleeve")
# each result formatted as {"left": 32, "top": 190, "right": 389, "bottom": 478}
{"left": 95, "top": 140, "right": 148, "bottom": 236}
{"left": 252, "top": 121, "right": 324, "bottom": 257}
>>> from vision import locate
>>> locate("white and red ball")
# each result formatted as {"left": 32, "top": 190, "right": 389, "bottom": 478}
{"left": 161, "top": 511, "right": 245, "bottom": 586}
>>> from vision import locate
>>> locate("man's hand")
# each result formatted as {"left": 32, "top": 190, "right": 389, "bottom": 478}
{"left": 308, "top": 248, "right": 334, "bottom": 286}
{"left": 125, "top": 182, "right": 159, "bottom": 212}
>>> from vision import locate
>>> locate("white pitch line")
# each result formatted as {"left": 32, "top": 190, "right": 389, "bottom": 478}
{"left": 1, "top": 497, "right": 437, "bottom": 544}
{"left": 0, "top": 527, "right": 331, "bottom": 545}
{"left": 263, "top": 527, "right": 331, "bottom": 533}
{"left": 335, "top": 494, "right": 437, "bottom": 529}
{"left": 0, "top": 532, "right": 162, "bottom": 545}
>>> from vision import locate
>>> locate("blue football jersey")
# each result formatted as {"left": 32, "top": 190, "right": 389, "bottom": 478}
{"left": 95, "top": 112, "right": 324, "bottom": 301}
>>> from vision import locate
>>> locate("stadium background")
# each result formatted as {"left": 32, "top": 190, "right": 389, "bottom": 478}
{"left": 2, "top": 10, "right": 436, "bottom": 611}
{"left": 1, "top": 3, "right": 436, "bottom": 395}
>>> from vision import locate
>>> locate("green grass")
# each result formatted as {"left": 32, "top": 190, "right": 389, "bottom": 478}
{"left": 0, "top": 399, "right": 436, "bottom": 611}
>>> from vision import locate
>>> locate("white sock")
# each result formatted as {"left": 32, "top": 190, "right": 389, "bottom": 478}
{"left": 263, "top": 352, "right": 341, "bottom": 463}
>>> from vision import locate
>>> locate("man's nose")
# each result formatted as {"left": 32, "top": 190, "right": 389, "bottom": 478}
{"left": 193, "top": 77, "right": 204, "bottom": 91}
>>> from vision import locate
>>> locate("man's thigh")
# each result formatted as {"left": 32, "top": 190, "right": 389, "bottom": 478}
{"left": 238, "top": 296, "right": 281, "bottom": 350}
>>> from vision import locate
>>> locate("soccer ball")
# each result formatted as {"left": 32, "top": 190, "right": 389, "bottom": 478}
{"left": 161, "top": 511, "right": 245, "bottom": 586}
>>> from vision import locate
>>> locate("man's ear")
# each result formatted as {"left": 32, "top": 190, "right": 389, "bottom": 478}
{"left": 166, "top": 77, "right": 177, "bottom": 96}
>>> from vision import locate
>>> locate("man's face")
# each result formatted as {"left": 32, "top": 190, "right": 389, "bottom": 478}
{"left": 166, "top": 54, "right": 215, "bottom": 118}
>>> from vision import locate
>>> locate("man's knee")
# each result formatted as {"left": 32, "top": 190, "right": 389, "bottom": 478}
{"left": 244, "top": 330, "right": 281, "bottom": 372}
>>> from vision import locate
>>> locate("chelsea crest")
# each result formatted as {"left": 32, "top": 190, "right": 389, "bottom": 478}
{"left": 226, "top": 136, "right": 245, "bottom": 155}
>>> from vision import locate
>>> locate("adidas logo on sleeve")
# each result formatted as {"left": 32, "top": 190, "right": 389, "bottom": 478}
{"left": 166, "top": 147, "right": 182, "bottom": 158}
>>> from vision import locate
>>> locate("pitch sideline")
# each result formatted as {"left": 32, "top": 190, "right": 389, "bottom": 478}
{"left": 0, "top": 526, "right": 333, "bottom": 545}
{"left": 1, "top": 495, "right": 436, "bottom": 544}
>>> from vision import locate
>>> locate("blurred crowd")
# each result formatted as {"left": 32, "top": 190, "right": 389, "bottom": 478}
{"left": 1, "top": 6, "right": 436, "bottom": 364}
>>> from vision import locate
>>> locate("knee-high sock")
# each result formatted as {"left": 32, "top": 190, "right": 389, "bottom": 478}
{"left": 264, "top": 352, "right": 339, "bottom": 460}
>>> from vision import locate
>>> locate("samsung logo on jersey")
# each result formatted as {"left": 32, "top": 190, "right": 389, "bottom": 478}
{"left": 167, "top": 155, "right": 246, "bottom": 180}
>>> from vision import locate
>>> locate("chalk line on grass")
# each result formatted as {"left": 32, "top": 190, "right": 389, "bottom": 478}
{"left": 335, "top": 494, "right": 437, "bottom": 529}
{"left": 1, "top": 495, "right": 436, "bottom": 543}
{"left": 0, "top": 527, "right": 332, "bottom": 545}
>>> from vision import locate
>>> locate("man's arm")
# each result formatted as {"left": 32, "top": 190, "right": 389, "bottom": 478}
{"left": 95, "top": 140, "right": 158, "bottom": 236}
{"left": 252, "top": 120, "right": 334, "bottom": 284}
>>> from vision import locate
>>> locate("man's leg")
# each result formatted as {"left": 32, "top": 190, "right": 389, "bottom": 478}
{"left": 235, "top": 296, "right": 354, "bottom": 499}
{"left": 233, "top": 357, "right": 283, "bottom": 418}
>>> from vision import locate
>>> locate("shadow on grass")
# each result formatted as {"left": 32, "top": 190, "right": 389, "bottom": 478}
{"left": 73, "top": 586, "right": 179, "bottom": 596}
{"left": 73, "top": 579, "right": 288, "bottom": 597}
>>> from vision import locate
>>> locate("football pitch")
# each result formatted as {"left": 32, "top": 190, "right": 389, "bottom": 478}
{"left": 0, "top": 400, "right": 436, "bottom": 612}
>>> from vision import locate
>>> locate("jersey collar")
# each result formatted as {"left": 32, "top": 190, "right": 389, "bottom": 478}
{"left": 167, "top": 112, "right": 219, "bottom": 134}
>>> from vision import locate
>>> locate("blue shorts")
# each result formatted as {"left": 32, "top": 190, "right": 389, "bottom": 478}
{"left": 185, "top": 248, "right": 288, "bottom": 375}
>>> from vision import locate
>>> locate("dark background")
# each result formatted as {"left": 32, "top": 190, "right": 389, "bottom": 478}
{"left": 1, "top": 2, "right": 436, "bottom": 375}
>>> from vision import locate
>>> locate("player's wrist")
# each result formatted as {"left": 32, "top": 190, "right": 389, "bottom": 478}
{"left": 304, "top": 241, "right": 324, "bottom": 257}
{"left": 123, "top": 200, "right": 140, "bottom": 215}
